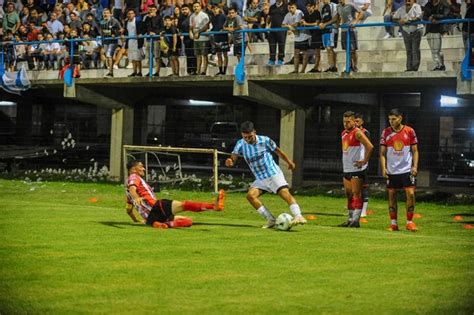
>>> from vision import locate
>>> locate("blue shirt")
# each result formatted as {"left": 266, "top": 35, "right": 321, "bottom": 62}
{"left": 232, "top": 135, "right": 282, "bottom": 180}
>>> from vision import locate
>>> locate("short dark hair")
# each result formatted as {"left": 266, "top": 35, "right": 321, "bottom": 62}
{"left": 127, "top": 160, "right": 141, "bottom": 171}
{"left": 343, "top": 111, "right": 355, "bottom": 118}
{"left": 148, "top": 4, "right": 157, "bottom": 9}
{"left": 240, "top": 121, "right": 255, "bottom": 133}
{"left": 354, "top": 112, "right": 363, "bottom": 119}
{"left": 388, "top": 108, "right": 403, "bottom": 117}
{"left": 164, "top": 15, "right": 172, "bottom": 19}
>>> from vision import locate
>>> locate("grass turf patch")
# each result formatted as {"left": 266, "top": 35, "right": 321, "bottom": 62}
{"left": 0, "top": 179, "right": 473, "bottom": 313}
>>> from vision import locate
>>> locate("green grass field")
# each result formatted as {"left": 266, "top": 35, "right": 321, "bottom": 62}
{"left": 0, "top": 179, "right": 473, "bottom": 314}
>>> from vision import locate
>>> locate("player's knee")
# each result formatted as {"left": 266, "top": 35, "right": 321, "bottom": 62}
{"left": 246, "top": 192, "right": 258, "bottom": 202}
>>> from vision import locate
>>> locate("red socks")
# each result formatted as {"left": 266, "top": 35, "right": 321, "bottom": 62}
{"left": 350, "top": 197, "right": 363, "bottom": 210}
{"left": 182, "top": 201, "right": 214, "bottom": 212}
{"left": 168, "top": 217, "right": 193, "bottom": 228}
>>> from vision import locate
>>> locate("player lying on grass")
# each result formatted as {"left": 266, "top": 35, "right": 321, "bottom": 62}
{"left": 225, "top": 121, "right": 306, "bottom": 228}
{"left": 125, "top": 160, "right": 225, "bottom": 228}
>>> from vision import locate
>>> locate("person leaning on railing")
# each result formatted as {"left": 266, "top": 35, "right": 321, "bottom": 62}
{"left": 423, "top": 0, "right": 449, "bottom": 71}
{"left": 393, "top": 0, "right": 423, "bottom": 72}
{"left": 462, "top": 0, "right": 474, "bottom": 51}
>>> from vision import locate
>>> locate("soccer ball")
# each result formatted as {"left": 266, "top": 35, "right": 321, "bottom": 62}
{"left": 275, "top": 213, "right": 293, "bottom": 231}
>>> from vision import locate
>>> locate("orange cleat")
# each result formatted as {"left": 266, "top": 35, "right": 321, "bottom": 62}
{"left": 214, "top": 189, "right": 225, "bottom": 211}
{"left": 406, "top": 222, "right": 418, "bottom": 232}
{"left": 389, "top": 224, "right": 399, "bottom": 231}
{"left": 152, "top": 222, "right": 169, "bottom": 229}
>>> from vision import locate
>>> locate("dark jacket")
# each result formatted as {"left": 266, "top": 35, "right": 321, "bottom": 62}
{"left": 423, "top": 0, "right": 450, "bottom": 34}
{"left": 143, "top": 14, "right": 163, "bottom": 35}
{"left": 462, "top": 4, "right": 474, "bottom": 34}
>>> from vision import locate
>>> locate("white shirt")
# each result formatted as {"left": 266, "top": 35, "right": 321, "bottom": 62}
{"left": 352, "top": 0, "right": 372, "bottom": 15}
{"left": 393, "top": 3, "right": 423, "bottom": 33}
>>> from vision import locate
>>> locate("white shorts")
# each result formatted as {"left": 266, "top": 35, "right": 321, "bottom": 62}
{"left": 251, "top": 172, "right": 289, "bottom": 194}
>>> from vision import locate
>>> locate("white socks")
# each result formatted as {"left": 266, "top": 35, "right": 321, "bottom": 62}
{"left": 257, "top": 206, "right": 274, "bottom": 221}
{"left": 289, "top": 203, "right": 302, "bottom": 218}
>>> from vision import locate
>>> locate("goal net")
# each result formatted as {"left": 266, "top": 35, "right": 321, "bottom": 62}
{"left": 123, "top": 145, "right": 235, "bottom": 193}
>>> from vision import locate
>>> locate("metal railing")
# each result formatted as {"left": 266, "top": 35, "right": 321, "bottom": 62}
{"left": 1, "top": 18, "right": 473, "bottom": 82}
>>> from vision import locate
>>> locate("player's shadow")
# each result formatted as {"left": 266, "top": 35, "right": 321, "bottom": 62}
{"left": 193, "top": 222, "right": 256, "bottom": 228}
{"left": 305, "top": 212, "right": 345, "bottom": 217}
{"left": 98, "top": 221, "right": 148, "bottom": 229}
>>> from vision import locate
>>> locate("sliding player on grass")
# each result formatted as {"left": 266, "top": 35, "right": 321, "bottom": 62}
{"left": 225, "top": 121, "right": 306, "bottom": 228}
{"left": 380, "top": 108, "right": 419, "bottom": 231}
{"left": 339, "top": 111, "right": 374, "bottom": 228}
{"left": 125, "top": 160, "right": 225, "bottom": 228}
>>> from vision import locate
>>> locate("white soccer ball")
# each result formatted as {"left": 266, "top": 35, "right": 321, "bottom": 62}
{"left": 275, "top": 213, "right": 293, "bottom": 231}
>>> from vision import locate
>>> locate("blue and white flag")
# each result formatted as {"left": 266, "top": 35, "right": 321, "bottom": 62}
{"left": 0, "top": 64, "right": 31, "bottom": 95}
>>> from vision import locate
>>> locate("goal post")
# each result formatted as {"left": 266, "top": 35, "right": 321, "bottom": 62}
{"left": 123, "top": 145, "right": 231, "bottom": 193}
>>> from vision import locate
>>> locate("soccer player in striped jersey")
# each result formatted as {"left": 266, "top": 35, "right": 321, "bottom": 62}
{"left": 380, "top": 108, "right": 419, "bottom": 231}
{"left": 339, "top": 111, "right": 374, "bottom": 228}
{"left": 354, "top": 112, "right": 370, "bottom": 217}
{"left": 125, "top": 160, "right": 225, "bottom": 228}
{"left": 225, "top": 121, "right": 307, "bottom": 228}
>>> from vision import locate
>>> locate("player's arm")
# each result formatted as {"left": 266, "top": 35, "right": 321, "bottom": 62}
{"left": 225, "top": 153, "right": 239, "bottom": 167}
{"left": 125, "top": 202, "right": 144, "bottom": 223}
{"left": 411, "top": 144, "right": 419, "bottom": 176}
{"left": 128, "top": 185, "right": 144, "bottom": 206}
{"left": 275, "top": 147, "right": 295, "bottom": 171}
{"left": 379, "top": 145, "right": 388, "bottom": 178}
{"left": 354, "top": 130, "right": 374, "bottom": 168}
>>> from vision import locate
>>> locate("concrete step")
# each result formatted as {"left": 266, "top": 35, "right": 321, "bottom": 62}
{"left": 243, "top": 35, "right": 464, "bottom": 55}
{"left": 28, "top": 59, "right": 459, "bottom": 80}
{"left": 236, "top": 47, "right": 463, "bottom": 65}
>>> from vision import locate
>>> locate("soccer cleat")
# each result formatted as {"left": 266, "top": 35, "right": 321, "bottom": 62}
{"left": 348, "top": 220, "right": 360, "bottom": 228}
{"left": 337, "top": 221, "right": 351, "bottom": 227}
{"left": 261, "top": 219, "right": 276, "bottom": 229}
{"left": 291, "top": 215, "right": 307, "bottom": 226}
{"left": 389, "top": 224, "right": 399, "bottom": 231}
{"left": 406, "top": 222, "right": 418, "bottom": 232}
{"left": 213, "top": 189, "right": 225, "bottom": 211}
{"left": 152, "top": 221, "right": 169, "bottom": 229}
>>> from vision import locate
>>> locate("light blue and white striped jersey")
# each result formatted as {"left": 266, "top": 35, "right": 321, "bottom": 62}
{"left": 232, "top": 135, "right": 282, "bottom": 180}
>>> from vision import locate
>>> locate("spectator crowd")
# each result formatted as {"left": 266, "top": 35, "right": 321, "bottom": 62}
{"left": 0, "top": 0, "right": 470, "bottom": 76}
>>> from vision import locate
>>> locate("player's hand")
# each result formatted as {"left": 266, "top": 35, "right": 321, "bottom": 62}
{"left": 134, "top": 197, "right": 144, "bottom": 207}
{"left": 382, "top": 168, "right": 388, "bottom": 179}
{"left": 354, "top": 160, "right": 365, "bottom": 168}
{"left": 411, "top": 166, "right": 418, "bottom": 177}
{"left": 225, "top": 158, "right": 234, "bottom": 167}
{"left": 287, "top": 160, "right": 296, "bottom": 171}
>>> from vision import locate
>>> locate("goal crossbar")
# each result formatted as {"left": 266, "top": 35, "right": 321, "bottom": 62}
{"left": 123, "top": 145, "right": 232, "bottom": 193}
